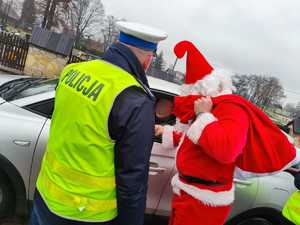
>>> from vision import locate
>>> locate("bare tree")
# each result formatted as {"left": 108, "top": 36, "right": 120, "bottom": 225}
{"left": 233, "top": 74, "right": 285, "bottom": 109}
{"left": 284, "top": 103, "right": 298, "bottom": 118}
{"left": 296, "top": 102, "right": 300, "bottom": 118}
{"left": 35, "top": 0, "right": 72, "bottom": 30}
{"left": 0, "top": 0, "right": 3, "bottom": 17}
{"left": 101, "top": 15, "right": 120, "bottom": 51}
{"left": 261, "top": 77, "right": 285, "bottom": 109}
{"left": 66, "top": 0, "right": 105, "bottom": 48}
{"left": 151, "top": 51, "right": 166, "bottom": 71}
{"left": 20, "top": 0, "right": 36, "bottom": 29}
{"left": 232, "top": 74, "right": 253, "bottom": 99}
{"left": 0, "top": 0, "right": 14, "bottom": 29}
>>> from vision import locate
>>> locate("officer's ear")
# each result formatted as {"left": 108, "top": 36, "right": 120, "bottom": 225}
{"left": 143, "top": 52, "right": 154, "bottom": 72}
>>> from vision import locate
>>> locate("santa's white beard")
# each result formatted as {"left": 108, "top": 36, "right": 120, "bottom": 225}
{"left": 180, "top": 69, "right": 236, "bottom": 97}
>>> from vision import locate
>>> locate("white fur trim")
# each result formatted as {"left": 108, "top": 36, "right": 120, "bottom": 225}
{"left": 162, "top": 125, "right": 175, "bottom": 149}
{"left": 180, "top": 84, "right": 194, "bottom": 96}
{"left": 186, "top": 113, "right": 217, "bottom": 144}
{"left": 174, "top": 118, "right": 190, "bottom": 133}
{"left": 180, "top": 69, "right": 235, "bottom": 96}
{"left": 171, "top": 174, "right": 234, "bottom": 206}
{"left": 217, "top": 90, "right": 233, "bottom": 96}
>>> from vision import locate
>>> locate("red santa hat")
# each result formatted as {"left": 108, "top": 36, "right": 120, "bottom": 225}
{"left": 174, "top": 40, "right": 235, "bottom": 96}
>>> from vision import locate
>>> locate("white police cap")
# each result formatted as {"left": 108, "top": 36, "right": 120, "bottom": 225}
{"left": 116, "top": 21, "right": 167, "bottom": 51}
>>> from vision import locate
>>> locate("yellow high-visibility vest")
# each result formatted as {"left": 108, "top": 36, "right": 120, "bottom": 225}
{"left": 283, "top": 191, "right": 300, "bottom": 225}
{"left": 37, "top": 60, "right": 143, "bottom": 222}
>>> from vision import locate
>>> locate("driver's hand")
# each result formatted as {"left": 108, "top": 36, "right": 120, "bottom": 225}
{"left": 155, "top": 125, "right": 164, "bottom": 137}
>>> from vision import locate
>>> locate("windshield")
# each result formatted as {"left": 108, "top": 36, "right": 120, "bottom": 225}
{"left": 0, "top": 78, "right": 58, "bottom": 101}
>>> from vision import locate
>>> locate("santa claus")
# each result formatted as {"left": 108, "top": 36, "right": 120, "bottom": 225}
{"left": 155, "top": 40, "right": 299, "bottom": 225}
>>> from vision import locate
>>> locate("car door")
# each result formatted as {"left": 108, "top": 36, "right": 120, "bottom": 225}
{"left": 146, "top": 90, "right": 176, "bottom": 214}
{"left": 24, "top": 99, "right": 54, "bottom": 200}
{"left": 0, "top": 101, "right": 47, "bottom": 196}
{"left": 252, "top": 172, "right": 296, "bottom": 210}
{"left": 27, "top": 90, "right": 178, "bottom": 214}
{"left": 227, "top": 177, "right": 258, "bottom": 220}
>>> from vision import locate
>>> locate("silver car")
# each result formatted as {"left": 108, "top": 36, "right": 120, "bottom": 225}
{"left": 0, "top": 74, "right": 297, "bottom": 225}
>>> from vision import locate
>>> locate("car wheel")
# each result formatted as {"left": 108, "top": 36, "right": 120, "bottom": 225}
{"left": 237, "top": 218, "right": 273, "bottom": 225}
{"left": 225, "top": 208, "right": 283, "bottom": 225}
{"left": 0, "top": 172, "right": 15, "bottom": 218}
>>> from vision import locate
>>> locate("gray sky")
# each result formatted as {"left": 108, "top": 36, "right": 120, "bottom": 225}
{"left": 102, "top": 0, "right": 300, "bottom": 105}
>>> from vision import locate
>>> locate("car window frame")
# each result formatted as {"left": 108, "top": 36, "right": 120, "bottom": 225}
{"left": 151, "top": 88, "right": 176, "bottom": 124}
{"left": 151, "top": 89, "right": 177, "bottom": 143}
{"left": 19, "top": 88, "right": 177, "bottom": 138}
{"left": 23, "top": 98, "right": 55, "bottom": 119}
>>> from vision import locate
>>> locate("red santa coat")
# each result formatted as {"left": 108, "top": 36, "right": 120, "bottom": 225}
{"left": 165, "top": 40, "right": 298, "bottom": 224}
{"left": 163, "top": 94, "right": 297, "bottom": 206}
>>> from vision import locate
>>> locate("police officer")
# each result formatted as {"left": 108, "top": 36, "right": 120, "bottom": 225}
{"left": 28, "top": 21, "right": 167, "bottom": 225}
{"left": 281, "top": 118, "right": 300, "bottom": 225}
{"left": 282, "top": 172, "right": 300, "bottom": 225}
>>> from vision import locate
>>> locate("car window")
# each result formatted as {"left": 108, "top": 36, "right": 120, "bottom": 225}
{"left": 11, "top": 79, "right": 58, "bottom": 101}
{"left": 153, "top": 91, "right": 176, "bottom": 126}
{"left": 22, "top": 89, "right": 176, "bottom": 133}
{"left": 152, "top": 90, "right": 176, "bottom": 143}
{"left": 24, "top": 99, "right": 54, "bottom": 119}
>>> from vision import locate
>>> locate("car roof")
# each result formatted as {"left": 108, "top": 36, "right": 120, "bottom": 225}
{"left": 0, "top": 73, "right": 181, "bottom": 94}
{"left": 1, "top": 75, "right": 181, "bottom": 93}
{"left": 0, "top": 74, "right": 30, "bottom": 86}
{"left": 10, "top": 76, "right": 181, "bottom": 107}
{"left": 147, "top": 76, "right": 181, "bottom": 95}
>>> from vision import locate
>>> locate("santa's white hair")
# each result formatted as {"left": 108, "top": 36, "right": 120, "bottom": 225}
{"left": 180, "top": 69, "right": 236, "bottom": 96}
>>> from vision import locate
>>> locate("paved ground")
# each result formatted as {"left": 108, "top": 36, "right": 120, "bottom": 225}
{"left": 1, "top": 222, "right": 24, "bottom": 225}
{"left": 0, "top": 218, "right": 25, "bottom": 225}
{"left": 0, "top": 215, "right": 168, "bottom": 225}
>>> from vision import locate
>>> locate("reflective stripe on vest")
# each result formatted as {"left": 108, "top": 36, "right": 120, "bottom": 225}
{"left": 38, "top": 168, "right": 117, "bottom": 219}
{"left": 283, "top": 191, "right": 300, "bottom": 224}
{"left": 37, "top": 60, "right": 144, "bottom": 222}
{"left": 44, "top": 151, "right": 116, "bottom": 190}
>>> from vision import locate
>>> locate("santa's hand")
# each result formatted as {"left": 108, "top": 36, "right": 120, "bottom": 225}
{"left": 194, "top": 97, "right": 213, "bottom": 115}
{"left": 155, "top": 125, "right": 164, "bottom": 137}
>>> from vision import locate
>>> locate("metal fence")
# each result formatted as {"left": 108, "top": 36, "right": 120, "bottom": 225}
{"left": 68, "top": 55, "right": 85, "bottom": 64}
{"left": 0, "top": 32, "right": 29, "bottom": 71}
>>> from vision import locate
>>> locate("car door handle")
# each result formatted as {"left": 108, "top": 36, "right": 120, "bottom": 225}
{"left": 149, "top": 162, "right": 167, "bottom": 175}
{"left": 150, "top": 166, "right": 166, "bottom": 173}
{"left": 13, "top": 140, "right": 31, "bottom": 147}
{"left": 234, "top": 178, "right": 252, "bottom": 186}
